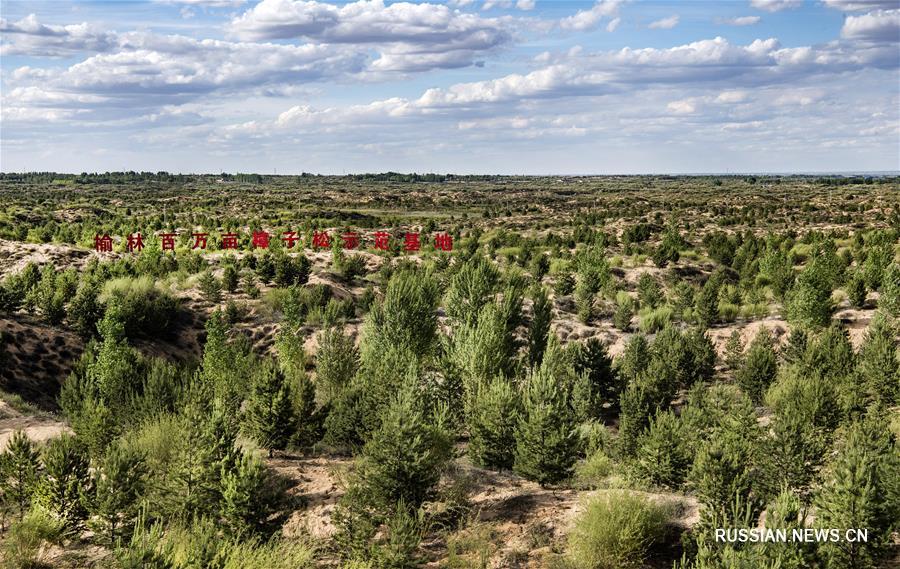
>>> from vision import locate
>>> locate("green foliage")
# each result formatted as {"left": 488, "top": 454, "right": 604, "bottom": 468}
{"left": 572, "top": 337, "right": 619, "bottom": 420}
{"left": 880, "top": 262, "right": 900, "bottom": 316}
{"left": 100, "top": 276, "right": 179, "bottom": 338}
{"left": 554, "top": 271, "right": 575, "bottom": 296}
{"left": 613, "top": 293, "right": 634, "bottom": 331}
{"left": 353, "top": 386, "right": 453, "bottom": 513}
{"left": 88, "top": 442, "right": 147, "bottom": 544}
{"left": 566, "top": 490, "right": 670, "bottom": 569}
{"left": 847, "top": 271, "right": 867, "bottom": 308}
{"left": 637, "top": 273, "right": 663, "bottom": 309}
{"left": 814, "top": 419, "right": 900, "bottom": 569}
{"left": 314, "top": 327, "right": 359, "bottom": 405}
{"left": 36, "top": 435, "right": 90, "bottom": 530}
{"left": 633, "top": 409, "right": 691, "bottom": 488}
{"left": 527, "top": 285, "right": 552, "bottom": 367}
{"left": 735, "top": 328, "right": 778, "bottom": 403}
{"left": 0, "top": 431, "right": 41, "bottom": 522}
{"left": 221, "top": 451, "right": 279, "bottom": 537}
{"left": 1, "top": 507, "right": 66, "bottom": 569}
{"left": 467, "top": 376, "right": 520, "bottom": 470}
{"left": 785, "top": 262, "right": 834, "bottom": 329}
{"left": 222, "top": 264, "right": 239, "bottom": 293}
{"left": 857, "top": 314, "right": 899, "bottom": 407}
{"left": 198, "top": 270, "right": 222, "bottom": 304}
{"left": 444, "top": 255, "right": 499, "bottom": 326}
{"left": 274, "top": 253, "right": 311, "bottom": 287}
{"left": 68, "top": 280, "right": 102, "bottom": 339}
{"left": 244, "top": 360, "right": 296, "bottom": 457}
{"left": 514, "top": 343, "right": 579, "bottom": 486}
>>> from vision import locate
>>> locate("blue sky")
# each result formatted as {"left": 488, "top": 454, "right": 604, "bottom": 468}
{"left": 1, "top": 0, "right": 898, "bottom": 174}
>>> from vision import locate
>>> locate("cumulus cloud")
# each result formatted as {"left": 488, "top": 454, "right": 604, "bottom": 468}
{"left": 750, "top": 0, "right": 802, "bottom": 12}
{"left": 516, "top": 0, "right": 536, "bottom": 10}
{"left": 716, "top": 90, "right": 749, "bottom": 103}
{"left": 0, "top": 14, "right": 118, "bottom": 56}
{"left": 648, "top": 15, "right": 679, "bottom": 29}
{"left": 720, "top": 16, "right": 761, "bottom": 26}
{"left": 227, "top": 0, "right": 511, "bottom": 70}
{"left": 154, "top": 0, "right": 245, "bottom": 6}
{"left": 667, "top": 99, "right": 696, "bottom": 114}
{"left": 606, "top": 17, "right": 621, "bottom": 31}
{"left": 559, "top": 0, "right": 623, "bottom": 31}
{"left": 841, "top": 9, "right": 900, "bottom": 42}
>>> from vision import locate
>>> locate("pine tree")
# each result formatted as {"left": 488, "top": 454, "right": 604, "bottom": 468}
{"left": 637, "top": 273, "right": 663, "bottom": 309}
{"left": 444, "top": 255, "right": 499, "bottom": 327}
{"left": 633, "top": 409, "right": 691, "bottom": 488}
{"left": 735, "top": 328, "right": 778, "bottom": 403}
{"left": 89, "top": 443, "right": 146, "bottom": 544}
{"left": 0, "top": 430, "right": 41, "bottom": 521}
{"left": 572, "top": 337, "right": 619, "bottom": 419}
{"left": 68, "top": 281, "right": 102, "bottom": 339}
{"left": 467, "top": 376, "right": 520, "bottom": 470}
{"left": 222, "top": 264, "right": 239, "bottom": 293}
{"left": 880, "top": 262, "right": 900, "bottom": 316}
{"left": 514, "top": 352, "right": 579, "bottom": 486}
{"left": 36, "top": 435, "right": 90, "bottom": 529}
{"left": 198, "top": 270, "right": 222, "bottom": 304}
{"left": 786, "top": 263, "right": 834, "bottom": 329}
{"left": 355, "top": 386, "right": 453, "bottom": 512}
{"left": 527, "top": 286, "right": 552, "bottom": 367}
{"left": 220, "top": 451, "right": 277, "bottom": 537}
{"left": 315, "top": 327, "right": 359, "bottom": 405}
{"left": 814, "top": 420, "right": 899, "bottom": 569}
{"left": 723, "top": 330, "right": 744, "bottom": 371}
{"left": 857, "top": 314, "right": 899, "bottom": 406}
{"left": 847, "top": 272, "right": 867, "bottom": 308}
{"left": 244, "top": 360, "right": 296, "bottom": 457}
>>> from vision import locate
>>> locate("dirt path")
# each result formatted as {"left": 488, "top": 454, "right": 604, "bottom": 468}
{"left": 0, "top": 400, "right": 69, "bottom": 451}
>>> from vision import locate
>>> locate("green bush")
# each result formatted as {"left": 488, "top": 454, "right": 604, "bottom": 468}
{"left": 467, "top": 376, "right": 520, "bottom": 470}
{"left": 566, "top": 490, "right": 670, "bottom": 569}
{"left": 2, "top": 507, "right": 66, "bottom": 569}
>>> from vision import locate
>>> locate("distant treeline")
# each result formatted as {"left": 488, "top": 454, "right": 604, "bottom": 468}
{"left": 0, "top": 171, "right": 896, "bottom": 185}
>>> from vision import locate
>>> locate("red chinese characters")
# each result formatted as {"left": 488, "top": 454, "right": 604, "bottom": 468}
{"left": 404, "top": 232, "right": 420, "bottom": 252}
{"left": 126, "top": 233, "right": 144, "bottom": 252}
{"left": 160, "top": 232, "right": 177, "bottom": 251}
{"left": 282, "top": 231, "right": 299, "bottom": 249}
{"left": 94, "top": 234, "right": 113, "bottom": 252}
{"left": 434, "top": 232, "right": 453, "bottom": 251}
{"left": 373, "top": 231, "right": 390, "bottom": 251}
{"left": 312, "top": 230, "right": 331, "bottom": 249}
{"left": 252, "top": 231, "right": 270, "bottom": 249}
{"left": 192, "top": 232, "right": 208, "bottom": 250}
{"left": 221, "top": 233, "right": 239, "bottom": 250}
{"left": 341, "top": 231, "right": 359, "bottom": 250}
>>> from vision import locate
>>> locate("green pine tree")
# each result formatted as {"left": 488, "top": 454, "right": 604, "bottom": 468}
{"left": 0, "top": 430, "right": 41, "bottom": 522}
{"left": 244, "top": 360, "right": 296, "bottom": 457}
{"left": 857, "top": 314, "right": 899, "bottom": 406}
{"left": 735, "top": 328, "right": 778, "bottom": 403}
{"left": 572, "top": 337, "right": 619, "bottom": 420}
{"left": 220, "top": 451, "right": 278, "bottom": 537}
{"left": 467, "top": 376, "right": 520, "bottom": 470}
{"left": 880, "top": 262, "right": 900, "bottom": 316}
{"left": 36, "top": 435, "right": 90, "bottom": 529}
{"left": 514, "top": 351, "right": 579, "bottom": 486}
{"left": 527, "top": 285, "right": 552, "bottom": 367}
{"left": 814, "top": 420, "right": 900, "bottom": 569}
{"left": 88, "top": 443, "right": 146, "bottom": 544}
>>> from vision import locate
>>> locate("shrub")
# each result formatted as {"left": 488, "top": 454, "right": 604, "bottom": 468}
{"left": 637, "top": 305, "right": 672, "bottom": 333}
{"left": 554, "top": 271, "right": 575, "bottom": 296}
{"left": 613, "top": 293, "right": 635, "bottom": 331}
{"left": 100, "top": 276, "right": 179, "bottom": 339}
{"left": 244, "top": 360, "right": 296, "bottom": 457}
{"left": 880, "top": 263, "right": 900, "bottom": 316}
{"left": 527, "top": 286, "right": 552, "bottom": 366}
{"left": 2, "top": 507, "right": 66, "bottom": 569}
{"left": 566, "top": 490, "right": 670, "bottom": 569}
{"left": 314, "top": 327, "right": 359, "bottom": 405}
{"left": 637, "top": 273, "right": 663, "bottom": 309}
{"left": 198, "top": 270, "right": 222, "bottom": 304}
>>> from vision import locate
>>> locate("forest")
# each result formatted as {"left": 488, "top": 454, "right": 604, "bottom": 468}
{"left": 0, "top": 174, "right": 898, "bottom": 568}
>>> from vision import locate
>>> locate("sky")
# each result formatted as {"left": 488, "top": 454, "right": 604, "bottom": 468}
{"left": 1, "top": 0, "right": 898, "bottom": 174}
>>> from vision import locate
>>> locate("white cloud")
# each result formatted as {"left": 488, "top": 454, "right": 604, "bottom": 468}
{"left": 648, "top": 15, "right": 679, "bottom": 29}
{"left": 559, "top": 0, "right": 623, "bottom": 32}
{"left": 0, "top": 14, "right": 117, "bottom": 56}
{"left": 154, "top": 0, "right": 245, "bottom": 5}
{"left": 721, "top": 16, "right": 761, "bottom": 26}
{"left": 823, "top": 0, "right": 897, "bottom": 11}
{"left": 606, "top": 17, "right": 621, "bottom": 32}
{"left": 516, "top": 0, "right": 536, "bottom": 11}
{"left": 227, "top": 0, "right": 511, "bottom": 70}
{"left": 841, "top": 9, "right": 900, "bottom": 42}
{"left": 750, "top": 0, "right": 802, "bottom": 12}
{"left": 482, "top": 0, "right": 513, "bottom": 9}
{"left": 716, "top": 90, "right": 749, "bottom": 103}
{"left": 667, "top": 99, "right": 696, "bottom": 114}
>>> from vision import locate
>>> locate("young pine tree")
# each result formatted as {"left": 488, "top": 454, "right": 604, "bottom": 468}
{"left": 857, "top": 314, "right": 899, "bottom": 407}
{"left": 514, "top": 348, "right": 580, "bottom": 486}
{"left": 467, "top": 376, "right": 520, "bottom": 471}
{"left": 0, "top": 430, "right": 41, "bottom": 522}
{"left": 735, "top": 328, "right": 778, "bottom": 404}
{"left": 633, "top": 409, "right": 691, "bottom": 489}
{"left": 723, "top": 330, "right": 744, "bottom": 371}
{"left": 527, "top": 286, "right": 552, "bottom": 367}
{"left": 315, "top": 327, "right": 360, "bottom": 405}
{"left": 88, "top": 443, "right": 146, "bottom": 545}
{"left": 244, "top": 360, "right": 296, "bottom": 457}
{"left": 572, "top": 337, "right": 619, "bottom": 420}
{"left": 814, "top": 420, "right": 900, "bottom": 569}
{"left": 220, "top": 451, "right": 279, "bottom": 537}
{"left": 198, "top": 270, "right": 222, "bottom": 304}
{"left": 36, "top": 435, "right": 90, "bottom": 530}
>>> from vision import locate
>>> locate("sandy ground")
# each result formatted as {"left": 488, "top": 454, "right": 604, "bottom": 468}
{"left": 0, "top": 399, "right": 69, "bottom": 451}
